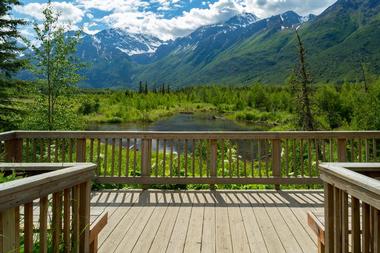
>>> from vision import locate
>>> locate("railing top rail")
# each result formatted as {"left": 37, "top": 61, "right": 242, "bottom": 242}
{"left": 0, "top": 163, "right": 96, "bottom": 211}
{"left": 5, "top": 130, "right": 380, "bottom": 139}
{"left": 0, "top": 131, "right": 17, "bottom": 141}
{"left": 319, "top": 163, "right": 380, "bottom": 209}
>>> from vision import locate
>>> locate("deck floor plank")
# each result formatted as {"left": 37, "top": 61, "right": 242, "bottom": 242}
{"left": 89, "top": 190, "right": 321, "bottom": 253}
{"left": 148, "top": 192, "right": 183, "bottom": 253}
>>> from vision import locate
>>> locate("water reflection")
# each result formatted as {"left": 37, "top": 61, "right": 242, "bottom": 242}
{"left": 88, "top": 113, "right": 270, "bottom": 161}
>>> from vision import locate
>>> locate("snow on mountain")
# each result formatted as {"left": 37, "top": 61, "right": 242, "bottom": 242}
{"left": 90, "top": 28, "right": 163, "bottom": 56}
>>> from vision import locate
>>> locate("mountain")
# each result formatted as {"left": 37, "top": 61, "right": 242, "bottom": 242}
{"left": 133, "top": 0, "right": 380, "bottom": 87}
{"left": 25, "top": 0, "right": 380, "bottom": 88}
{"left": 133, "top": 11, "right": 308, "bottom": 87}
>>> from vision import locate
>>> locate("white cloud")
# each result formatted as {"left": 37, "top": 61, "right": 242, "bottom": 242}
{"left": 14, "top": 1, "right": 84, "bottom": 24}
{"left": 239, "top": 0, "right": 337, "bottom": 17}
{"left": 100, "top": 0, "right": 241, "bottom": 40}
{"left": 14, "top": 0, "right": 336, "bottom": 41}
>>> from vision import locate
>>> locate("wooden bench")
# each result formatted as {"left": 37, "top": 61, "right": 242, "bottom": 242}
{"left": 90, "top": 212, "right": 108, "bottom": 253}
{"left": 307, "top": 211, "right": 325, "bottom": 253}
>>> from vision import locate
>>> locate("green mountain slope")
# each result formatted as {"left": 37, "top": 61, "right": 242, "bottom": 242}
{"left": 135, "top": 0, "right": 380, "bottom": 87}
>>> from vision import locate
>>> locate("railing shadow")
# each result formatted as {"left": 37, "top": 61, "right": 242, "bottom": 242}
{"left": 90, "top": 189, "right": 324, "bottom": 208}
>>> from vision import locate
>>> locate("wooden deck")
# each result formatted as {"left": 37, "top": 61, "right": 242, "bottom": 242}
{"left": 89, "top": 189, "right": 324, "bottom": 253}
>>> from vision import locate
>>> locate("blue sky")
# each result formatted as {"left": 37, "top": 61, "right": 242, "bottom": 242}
{"left": 14, "top": 0, "right": 336, "bottom": 41}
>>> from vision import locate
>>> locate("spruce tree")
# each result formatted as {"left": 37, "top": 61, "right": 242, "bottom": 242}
{"left": 290, "top": 30, "right": 315, "bottom": 131}
{"left": 144, "top": 81, "right": 148, "bottom": 94}
{"left": 0, "top": 0, "right": 26, "bottom": 130}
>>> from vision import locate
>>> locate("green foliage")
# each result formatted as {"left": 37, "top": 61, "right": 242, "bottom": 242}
{"left": 22, "top": 96, "right": 85, "bottom": 130}
{"left": 0, "top": 0, "right": 26, "bottom": 130}
{"left": 27, "top": 2, "right": 84, "bottom": 130}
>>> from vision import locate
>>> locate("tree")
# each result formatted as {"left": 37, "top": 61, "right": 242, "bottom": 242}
{"left": 138, "top": 81, "right": 143, "bottom": 94}
{"left": 144, "top": 81, "right": 148, "bottom": 94}
{"left": 289, "top": 30, "right": 315, "bottom": 131}
{"left": 0, "top": 0, "right": 26, "bottom": 130}
{"left": 28, "top": 1, "right": 83, "bottom": 130}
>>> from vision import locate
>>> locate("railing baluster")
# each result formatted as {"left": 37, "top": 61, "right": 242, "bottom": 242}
{"left": 33, "top": 139, "right": 37, "bottom": 162}
{"left": 351, "top": 196, "right": 361, "bottom": 253}
{"left": 374, "top": 208, "right": 380, "bottom": 252}
{"left": 69, "top": 139, "right": 74, "bottom": 162}
{"left": 184, "top": 139, "right": 188, "bottom": 177}
{"left": 170, "top": 140, "right": 174, "bottom": 177}
{"left": 61, "top": 139, "right": 66, "bottom": 162}
{"left": 118, "top": 138, "right": 122, "bottom": 176}
{"left": 47, "top": 139, "right": 51, "bottom": 162}
{"left": 64, "top": 188, "right": 71, "bottom": 252}
{"left": 40, "top": 196, "right": 48, "bottom": 253}
{"left": 52, "top": 192, "right": 62, "bottom": 253}
{"left": 156, "top": 139, "right": 159, "bottom": 177}
{"left": 72, "top": 185, "right": 80, "bottom": 253}
{"left": 177, "top": 140, "right": 181, "bottom": 177}
{"left": 111, "top": 138, "right": 115, "bottom": 176}
{"left": 54, "top": 139, "right": 59, "bottom": 162}
{"left": 341, "top": 192, "right": 349, "bottom": 253}
{"left": 308, "top": 139, "right": 312, "bottom": 177}
{"left": 333, "top": 188, "right": 342, "bottom": 253}
{"left": 228, "top": 143, "right": 232, "bottom": 178}
{"left": 236, "top": 142, "right": 240, "bottom": 178}
{"left": 285, "top": 139, "right": 289, "bottom": 177}
{"left": 199, "top": 140, "right": 203, "bottom": 178}
{"left": 163, "top": 139, "right": 167, "bottom": 177}
{"left": 25, "top": 138, "right": 30, "bottom": 162}
{"left": 24, "top": 202, "right": 33, "bottom": 252}
{"left": 315, "top": 139, "right": 319, "bottom": 175}
{"left": 358, "top": 139, "right": 363, "bottom": 162}
{"left": 97, "top": 138, "right": 101, "bottom": 176}
{"left": 90, "top": 138, "right": 94, "bottom": 162}
{"left": 104, "top": 138, "right": 108, "bottom": 176}
{"left": 221, "top": 140, "right": 225, "bottom": 178}
{"left": 373, "top": 138, "right": 377, "bottom": 161}
{"left": 133, "top": 138, "right": 137, "bottom": 177}
{"left": 40, "top": 139, "right": 44, "bottom": 162}
{"left": 126, "top": 138, "right": 130, "bottom": 177}
{"left": 300, "top": 139, "right": 304, "bottom": 177}
{"left": 192, "top": 140, "right": 195, "bottom": 177}
{"left": 362, "top": 202, "right": 371, "bottom": 253}
{"left": 258, "top": 141, "right": 262, "bottom": 177}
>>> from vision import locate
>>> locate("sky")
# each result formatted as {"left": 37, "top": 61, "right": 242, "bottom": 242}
{"left": 13, "top": 0, "right": 337, "bottom": 41}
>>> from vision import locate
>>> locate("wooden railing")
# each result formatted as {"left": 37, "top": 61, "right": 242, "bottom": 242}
{"left": 319, "top": 163, "right": 380, "bottom": 253}
{"left": 1, "top": 131, "right": 380, "bottom": 187}
{"left": 0, "top": 163, "right": 95, "bottom": 253}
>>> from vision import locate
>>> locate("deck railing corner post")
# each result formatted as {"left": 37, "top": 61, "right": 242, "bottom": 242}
{"left": 141, "top": 138, "right": 152, "bottom": 189}
{"left": 337, "top": 138, "right": 347, "bottom": 162}
{"left": 4, "top": 137, "right": 23, "bottom": 162}
{"left": 272, "top": 138, "right": 282, "bottom": 190}
{"left": 209, "top": 139, "right": 217, "bottom": 190}
{"left": 76, "top": 138, "right": 87, "bottom": 162}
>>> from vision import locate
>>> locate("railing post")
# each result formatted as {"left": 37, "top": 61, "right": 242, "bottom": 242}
{"left": 272, "top": 139, "right": 281, "bottom": 190}
{"left": 76, "top": 138, "right": 87, "bottom": 162}
{"left": 79, "top": 181, "right": 91, "bottom": 253}
{"left": 141, "top": 139, "right": 152, "bottom": 189}
{"left": 324, "top": 183, "right": 334, "bottom": 253}
{"left": 0, "top": 207, "right": 19, "bottom": 253}
{"left": 337, "top": 138, "right": 347, "bottom": 162}
{"left": 4, "top": 138, "right": 22, "bottom": 162}
{"left": 210, "top": 139, "right": 217, "bottom": 190}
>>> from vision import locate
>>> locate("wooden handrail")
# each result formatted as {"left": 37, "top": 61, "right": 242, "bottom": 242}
{"left": 0, "top": 163, "right": 96, "bottom": 211}
{"left": 1, "top": 130, "right": 380, "bottom": 188}
{"left": 8, "top": 130, "right": 380, "bottom": 139}
{"left": 319, "top": 163, "right": 380, "bottom": 253}
{"left": 320, "top": 163, "right": 380, "bottom": 209}
{"left": 0, "top": 163, "right": 95, "bottom": 252}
